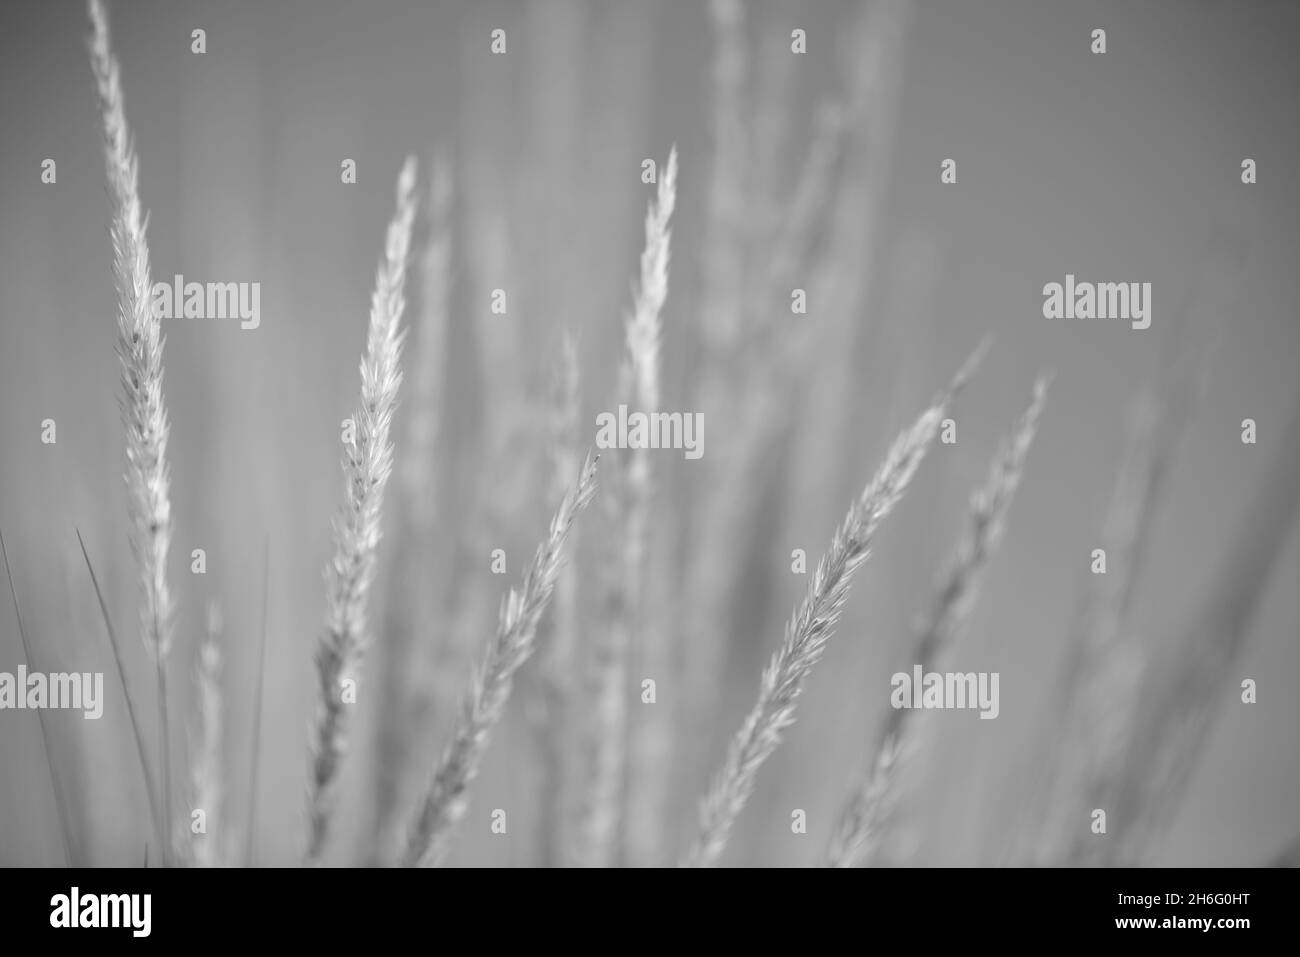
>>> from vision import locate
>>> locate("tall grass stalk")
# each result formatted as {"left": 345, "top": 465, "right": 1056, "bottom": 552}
{"left": 683, "top": 347, "right": 983, "bottom": 867}
{"left": 403, "top": 454, "right": 600, "bottom": 868}
{"left": 583, "top": 149, "right": 677, "bottom": 868}
{"left": 678, "top": 2, "right": 914, "bottom": 812}
{"left": 306, "top": 157, "right": 418, "bottom": 864}
{"left": 369, "top": 157, "right": 452, "bottom": 862}
{"left": 88, "top": 0, "right": 176, "bottom": 866}
{"left": 827, "top": 376, "right": 1049, "bottom": 868}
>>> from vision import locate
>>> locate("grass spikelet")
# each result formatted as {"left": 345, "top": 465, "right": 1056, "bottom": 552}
{"left": 827, "top": 375, "right": 1049, "bottom": 868}
{"left": 623, "top": 150, "right": 681, "bottom": 866}
{"left": 402, "top": 453, "right": 600, "bottom": 868}
{"left": 399, "top": 155, "right": 453, "bottom": 530}
{"left": 682, "top": 347, "right": 984, "bottom": 867}
{"left": 306, "top": 156, "right": 418, "bottom": 864}
{"left": 369, "top": 156, "right": 452, "bottom": 862}
{"left": 88, "top": 0, "right": 177, "bottom": 866}
{"left": 582, "top": 148, "right": 678, "bottom": 868}
{"left": 622, "top": 147, "right": 677, "bottom": 415}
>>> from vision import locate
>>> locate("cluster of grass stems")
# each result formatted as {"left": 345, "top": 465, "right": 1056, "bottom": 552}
{"left": 3, "top": 0, "right": 1293, "bottom": 868}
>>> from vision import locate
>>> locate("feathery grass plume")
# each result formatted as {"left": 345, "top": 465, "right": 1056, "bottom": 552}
{"left": 622, "top": 147, "right": 676, "bottom": 414}
{"left": 623, "top": 147, "right": 681, "bottom": 865}
{"left": 403, "top": 454, "right": 600, "bottom": 868}
{"left": 245, "top": 537, "right": 269, "bottom": 866}
{"left": 683, "top": 347, "right": 984, "bottom": 867}
{"left": 189, "top": 602, "right": 224, "bottom": 867}
{"left": 76, "top": 529, "right": 161, "bottom": 854}
{"left": 827, "top": 376, "right": 1050, "bottom": 868}
{"left": 369, "top": 156, "right": 452, "bottom": 863}
{"left": 536, "top": 330, "right": 582, "bottom": 866}
{"left": 88, "top": 0, "right": 177, "bottom": 867}
{"left": 1103, "top": 395, "right": 1300, "bottom": 865}
{"left": 582, "top": 148, "right": 678, "bottom": 868}
{"left": 306, "top": 156, "right": 418, "bottom": 865}
{"left": 679, "top": 0, "right": 908, "bottom": 696}
{"left": 401, "top": 156, "right": 452, "bottom": 531}
{"left": 678, "top": 3, "right": 914, "bottom": 812}
{"left": 676, "top": 187, "right": 846, "bottom": 810}
{"left": 2, "top": 529, "right": 73, "bottom": 866}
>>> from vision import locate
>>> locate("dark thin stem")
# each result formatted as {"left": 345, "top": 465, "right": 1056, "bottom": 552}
{"left": 1, "top": 528, "right": 73, "bottom": 866}
{"left": 76, "top": 528, "right": 163, "bottom": 856}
